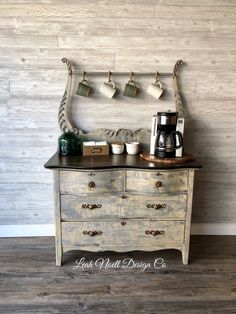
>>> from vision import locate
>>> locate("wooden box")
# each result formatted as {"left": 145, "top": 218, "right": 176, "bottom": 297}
{"left": 83, "top": 142, "right": 109, "bottom": 156}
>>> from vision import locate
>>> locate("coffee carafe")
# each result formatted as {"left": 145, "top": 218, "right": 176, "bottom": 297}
{"left": 154, "top": 112, "right": 183, "bottom": 158}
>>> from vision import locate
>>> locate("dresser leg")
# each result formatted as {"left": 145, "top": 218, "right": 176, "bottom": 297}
{"left": 54, "top": 171, "right": 62, "bottom": 266}
{"left": 55, "top": 245, "right": 62, "bottom": 266}
{"left": 56, "top": 252, "right": 62, "bottom": 266}
{"left": 182, "top": 247, "right": 189, "bottom": 265}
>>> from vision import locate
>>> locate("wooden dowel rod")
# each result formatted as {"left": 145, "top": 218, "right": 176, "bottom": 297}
{"left": 72, "top": 71, "right": 173, "bottom": 76}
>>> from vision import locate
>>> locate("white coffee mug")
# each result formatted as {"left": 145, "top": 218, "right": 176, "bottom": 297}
{"left": 100, "top": 81, "right": 117, "bottom": 99}
{"left": 147, "top": 81, "right": 163, "bottom": 99}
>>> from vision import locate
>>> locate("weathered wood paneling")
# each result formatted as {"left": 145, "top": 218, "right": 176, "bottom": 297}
{"left": 0, "top": 48, "right": 114, "bottom": 70}
{"left": 58, "top": 35, "right": 236, "bottom": 50}
{"left": 0, "top": 0, "right": 235, "bottom": 225}
{"left": 0, "top": 3, "right": 154, "bottom": 18}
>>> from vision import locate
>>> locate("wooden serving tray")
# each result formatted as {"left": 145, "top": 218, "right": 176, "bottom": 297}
{"left": 140, "top": 152, "right": 194, "bottom": 164}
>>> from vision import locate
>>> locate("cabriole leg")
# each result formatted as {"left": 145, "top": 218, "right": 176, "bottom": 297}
{"left": 182, "top": 246, "right": 189, "bottom": 265}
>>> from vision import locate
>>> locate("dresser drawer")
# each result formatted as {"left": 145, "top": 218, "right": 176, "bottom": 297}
{"left": 62, "top": 220, "right": 185, "bottom": 247}
{"left": 121, "top": 194, "right": 187, "bottom": 220}
{"left": 60, "top": 170, "right": 124, "bottom": 194}
{"left": 61, "top": 194, "right": 123, "bottom": 220}
{"left": 61, "top": 193, "right": 187, "bottom": 221}
{"left": 126, "top": 170, "right": 188, "bottom": 194}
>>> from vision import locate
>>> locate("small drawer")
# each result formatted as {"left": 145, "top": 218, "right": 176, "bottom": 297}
{"left": 126, "top": 170, "right": 188, "bottom": 194}
{"left": 61, "top": 194, "right": 123, "bottom": 221}
{"left": 120, "top": 194, "right": 187, "bottom": 220}
{"left": 60, "top": 170, "right": 124, "bottom": 195}
{"left": 61, "top": 220, "right": 185, "bottom": 247}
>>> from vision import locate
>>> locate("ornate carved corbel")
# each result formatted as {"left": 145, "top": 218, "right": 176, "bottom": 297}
{"left": 58, "top": 58, "right": 80, "bottom": 135}
{"left": 172, "top": 60, "right": 186, "bottom": 118}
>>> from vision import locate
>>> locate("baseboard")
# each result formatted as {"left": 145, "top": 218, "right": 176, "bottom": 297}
{"left": 191, "top": 223, "right": 236, "bottom": 235}
{"left": 0, "top": 224, "right": 55, "bottom": 237}
{"left": 0, "top": 223, "right": 236, "bottom": 237}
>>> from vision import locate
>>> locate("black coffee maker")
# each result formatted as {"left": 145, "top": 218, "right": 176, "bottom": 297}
{"left": 154, "top": 112, "right": 183, "bottom": 158}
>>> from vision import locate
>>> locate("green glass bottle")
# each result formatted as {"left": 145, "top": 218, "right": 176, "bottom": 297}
{"left": 58, "top": 132, "right": 81, "bottom": 156}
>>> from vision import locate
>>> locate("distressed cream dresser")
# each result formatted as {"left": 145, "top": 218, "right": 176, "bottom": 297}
{"left": 45, "top": 153, "right": 202, "bottom": 266}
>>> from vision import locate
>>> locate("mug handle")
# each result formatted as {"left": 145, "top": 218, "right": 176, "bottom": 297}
{"left": 153, "top": 79, "right": 162, "bottom": 89}
{"left": 81, "top": 79, "right": 89, "bottom": 85}
{"left": 106, "top": 80, "right": 115, "bottom": 88}
{"left": 128, "top": 80, "right": 136, "bottom": 86}
{"left": 128, "top": 71, "right": 136, "bottom": 86}
{"left": 172, "top": 131, "right": 183, "bottom": 149}
{"left": 153, "top": 71, "right": 162, "bottom": 89}
{"left": 106, "top": 71, "right": 116, "bottom": 88}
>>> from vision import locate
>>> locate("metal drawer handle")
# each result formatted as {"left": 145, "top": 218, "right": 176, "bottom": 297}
{"left": 120, "top": 221, "right": 127, "bottom": 226}
{"left": 88, "top": 181, "right": 96, "bottom": 188}
{"left": 83, "top": 230, "right": 103, "bottom": 237}
{"left": 145, "top": 230, "right": 165, "bottom": 236}
{"left": 146, "top": 204, "right": 166, "bottom": 210}
{"left": 82, "top": 204, "right": 102, "bottom": 210}
{"left": 88, "top": 173, "right": 96, "bottom": 177}
{"left": 155, "top": 181, "right": 162, "bottom": 188}
{"left": 91, "top": 147, "right": 102, "bottom": 153}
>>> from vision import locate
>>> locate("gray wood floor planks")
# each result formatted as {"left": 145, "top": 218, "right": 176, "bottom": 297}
{"left": 0, "top": 236, "right": 235, "bottom": 313}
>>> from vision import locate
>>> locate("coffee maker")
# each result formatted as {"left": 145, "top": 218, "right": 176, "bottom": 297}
{"left": 150, "top": 112, "right": 183, "bottom": 158}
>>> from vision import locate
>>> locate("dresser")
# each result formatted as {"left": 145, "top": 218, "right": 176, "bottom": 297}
{"left": 45, "top": 153, "right": 202, "bottom": 266}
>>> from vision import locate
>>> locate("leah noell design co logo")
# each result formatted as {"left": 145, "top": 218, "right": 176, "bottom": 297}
{"left": 73, "top": 257, "right": 167, "bottom": 272}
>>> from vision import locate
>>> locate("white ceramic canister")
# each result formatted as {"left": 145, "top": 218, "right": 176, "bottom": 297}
{"left": 125, "top": 142, "right": 140, "bottom": 155}
{"left": 111, "top": 142, "right": 125, "bottom": 154}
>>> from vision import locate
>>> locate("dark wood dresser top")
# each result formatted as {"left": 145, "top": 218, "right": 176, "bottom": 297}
{"left": 44, "top": 153, "right": 203, "bottom": 170}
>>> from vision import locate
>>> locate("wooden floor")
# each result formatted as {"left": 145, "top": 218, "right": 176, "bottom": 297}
{"left": 0, "top": 236, "right": 236, "bottom": 314}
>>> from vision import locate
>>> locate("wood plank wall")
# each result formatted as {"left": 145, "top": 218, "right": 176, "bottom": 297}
{"left": 0, "top": 0, "right": 236, "bottom": 226}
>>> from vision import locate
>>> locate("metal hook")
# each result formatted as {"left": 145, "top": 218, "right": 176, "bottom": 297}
{"left": 155, "top": 71, "right": 160, "bottom": 82}
{"left": 129, "top": 71, "right": 134, "bottom": 83}
{"left": 82, "top": 71, "right": 86, "bottom": 81}
{"left": 108, "top": 71, "right": 112, "bottom": 83}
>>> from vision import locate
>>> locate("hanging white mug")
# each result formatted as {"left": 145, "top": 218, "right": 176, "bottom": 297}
{"left": 100, "top": 81, "right": 117, "bottom": 99}
{"left": 100, "top": 71, "right": 117, "bottom": 99}
{"left": 147, "top": 72, "right": 164, "bottom": 99}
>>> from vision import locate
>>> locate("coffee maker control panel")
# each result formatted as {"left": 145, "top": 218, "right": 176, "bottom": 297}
{"left": 150, "top": 115, "right": 158, "bottom": 155}
{"left": 176, "top": 118, "right": 185, "bottom": 157}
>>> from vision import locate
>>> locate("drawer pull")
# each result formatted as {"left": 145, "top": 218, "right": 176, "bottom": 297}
{"left": 83, "top": 230, "right": 103, "bottom": 237}
{"left": 145, "top": 230, "right": 165, "bottom": 236}
{"left": 88, "top": 173, "right": 96, "bottom": 177}
{"left": 82, "top": 204, "right": 102, "bottom": 210}
{"left": 88, "top": 181, "right": 96, "bottom": 188}
{"left": 147, "top": 203, "right": 166, "bottom": 210}
{"left": 121, "top": 194, "right": 127, "bottom": 199}
{"left": 154, "top": 172, "right": 162, "bottom": 177}
{"left": 120, "top": 221, "right": 127, "bottom": 226}
{"left": 155, "top": 181, "right": 162, "bottom": 188}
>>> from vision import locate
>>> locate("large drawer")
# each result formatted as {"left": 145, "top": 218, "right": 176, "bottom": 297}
{"left": 61, "top": 193, "right": 187, "bottom": 221}
{"left": 60, "top": 170, "right": 124, "bottom": 194}
{"left": 61, "top": 220, "right": 185, "bottom": 247}
{"left": 126, "top": 170, "right": 188, "bottom": 194}
{"left": 61, "top": 194, "right": 122, "bottom": 220}
{"left": 121, "top": 193, "right": 187, "bottom": 219}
